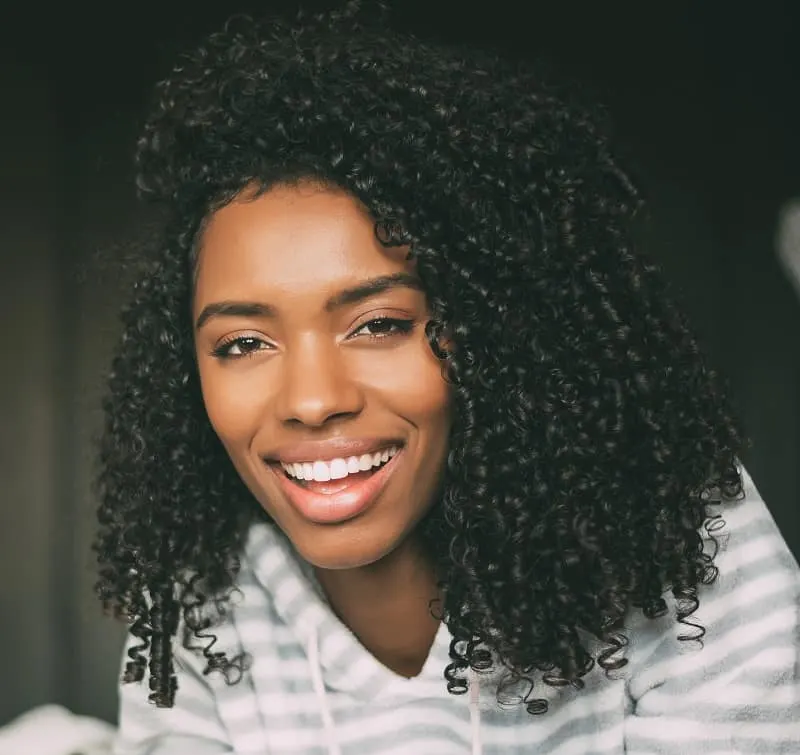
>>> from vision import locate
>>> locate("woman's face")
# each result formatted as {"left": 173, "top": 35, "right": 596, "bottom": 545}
{"left": 193, "top": 184, "right": 452, "bottom": 570}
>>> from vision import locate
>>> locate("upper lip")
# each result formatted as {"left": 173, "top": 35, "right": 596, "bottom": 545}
{"left": 263, "top": 437, "right": 404, "bottom": 464}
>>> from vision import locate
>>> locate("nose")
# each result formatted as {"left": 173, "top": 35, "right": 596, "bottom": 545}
{"left": 275, "top": 336, "right": 364, "bottom": 427}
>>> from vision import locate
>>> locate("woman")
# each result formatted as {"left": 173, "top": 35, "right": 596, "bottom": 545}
{"left": 95, "top": 4, "right": 800, "bottom": 753}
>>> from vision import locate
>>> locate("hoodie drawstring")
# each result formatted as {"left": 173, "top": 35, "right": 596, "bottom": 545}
{"left": 308, "top": 629, "right": 342, "bottom": 755}
{"left": 469, "top": 670, "right": 483, "bottom": 755}
{"left": 307, "top": 628, "right": 483, "bottom": 755}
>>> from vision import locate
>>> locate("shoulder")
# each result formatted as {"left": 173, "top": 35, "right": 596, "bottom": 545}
{"left": 625, "top": 464, "right": 799, "bottom": 693}
{"left": 708, "top": 465, "right": 799, "bottom": 595}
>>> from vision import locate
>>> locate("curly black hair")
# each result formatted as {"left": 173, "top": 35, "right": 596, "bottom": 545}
{"left": 94, "top": 1, "right": 745, "bottom": 714}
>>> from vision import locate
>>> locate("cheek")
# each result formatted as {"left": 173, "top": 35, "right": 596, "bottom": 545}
{"left": 196, "top": 361, "right": 268, "bottom": 447}
{"left": 405, "top": 370, "right": 452, "bottom": 428}
{"left": 355, "top": 342, "right": 452, "bottom": 428}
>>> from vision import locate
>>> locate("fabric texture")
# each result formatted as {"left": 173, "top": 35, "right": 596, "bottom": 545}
{"left": 115, "top": 467, "right": 800, "bottom": 754}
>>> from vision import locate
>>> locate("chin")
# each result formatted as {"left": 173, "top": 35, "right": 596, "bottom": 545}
{"left": 304, "top": 551, "right": 385, "bottom": 572}
{"left": 286, "top": 523, "right": 412, "bottom": 573}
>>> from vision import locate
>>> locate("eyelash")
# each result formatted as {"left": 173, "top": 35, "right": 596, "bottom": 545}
{"left": 351, "top": 316, "right": 415, "bottom": 340}
{"left": 211, "top": 336, "right": 270, "bottom": 360}
{"left": 211, "top": 317, "right": 415, "bottom": 360}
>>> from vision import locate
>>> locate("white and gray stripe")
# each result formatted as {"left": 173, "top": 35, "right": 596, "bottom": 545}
{"left": 115, "top": 467, "right": 800, "bottom": 753}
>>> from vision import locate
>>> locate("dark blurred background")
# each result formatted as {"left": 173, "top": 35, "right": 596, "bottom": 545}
{"left": 1, "top": 0, "right": 798, "bottom": 728}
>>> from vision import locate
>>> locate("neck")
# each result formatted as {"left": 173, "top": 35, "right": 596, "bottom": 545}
{"left": 314, "top": 538, "right": 441, "bottom": 677}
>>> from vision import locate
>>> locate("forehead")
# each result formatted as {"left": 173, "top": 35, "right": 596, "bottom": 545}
{"left": 194, "top": 185, "right": 411, "bottom": 306}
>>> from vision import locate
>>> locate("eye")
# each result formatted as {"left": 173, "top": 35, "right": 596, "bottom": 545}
{"left": 350, "top": 317, "right": 415, "bottom": 340}
{"left": 212, "top": 336, "right": 272, "bottom": 359}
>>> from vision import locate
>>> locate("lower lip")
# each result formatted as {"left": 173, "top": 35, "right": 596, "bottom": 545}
{"left": 272, "top": 450, "right": 404, "bottom": 525}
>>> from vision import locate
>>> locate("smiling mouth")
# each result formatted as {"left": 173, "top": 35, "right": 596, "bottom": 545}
{"left": 267, "top": 445, "right": 404, "bottom": 524}
{"left": 277, "top": 445, "right": 400, "bottom": 493}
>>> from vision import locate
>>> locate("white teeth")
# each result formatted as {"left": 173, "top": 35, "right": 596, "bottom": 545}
{"left": 280, "top": 446, "right": 400, "bottom": 482}
{"left": 312, "top": 461, "right": 331, "bottom": 482}
{"left": 329, "top": 458, "right": 348, "bottom": 480}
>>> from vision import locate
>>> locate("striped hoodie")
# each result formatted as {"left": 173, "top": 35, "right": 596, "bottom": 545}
{"left": 115, "top": 467, "right": 800, "bottom": 753}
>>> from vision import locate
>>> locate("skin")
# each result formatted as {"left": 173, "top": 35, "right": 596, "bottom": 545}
{"left": 192, "top": 182, "right": 451, "bottom": 675}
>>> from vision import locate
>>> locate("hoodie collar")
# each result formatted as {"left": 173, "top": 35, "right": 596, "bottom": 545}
{"left": 244, "top": 523, "right": 484, "bottom": 754}
{"left": 245, "top": 522, "right": 407, "bottom": 699}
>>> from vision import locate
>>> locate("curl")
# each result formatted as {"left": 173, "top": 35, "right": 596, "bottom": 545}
{"left": 95, "top": 4, "right": 746, "bottom": 713}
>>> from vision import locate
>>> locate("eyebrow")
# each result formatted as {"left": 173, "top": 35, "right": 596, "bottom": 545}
{"left": 194, "top": 272, "right": 423, "bottom": 330}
